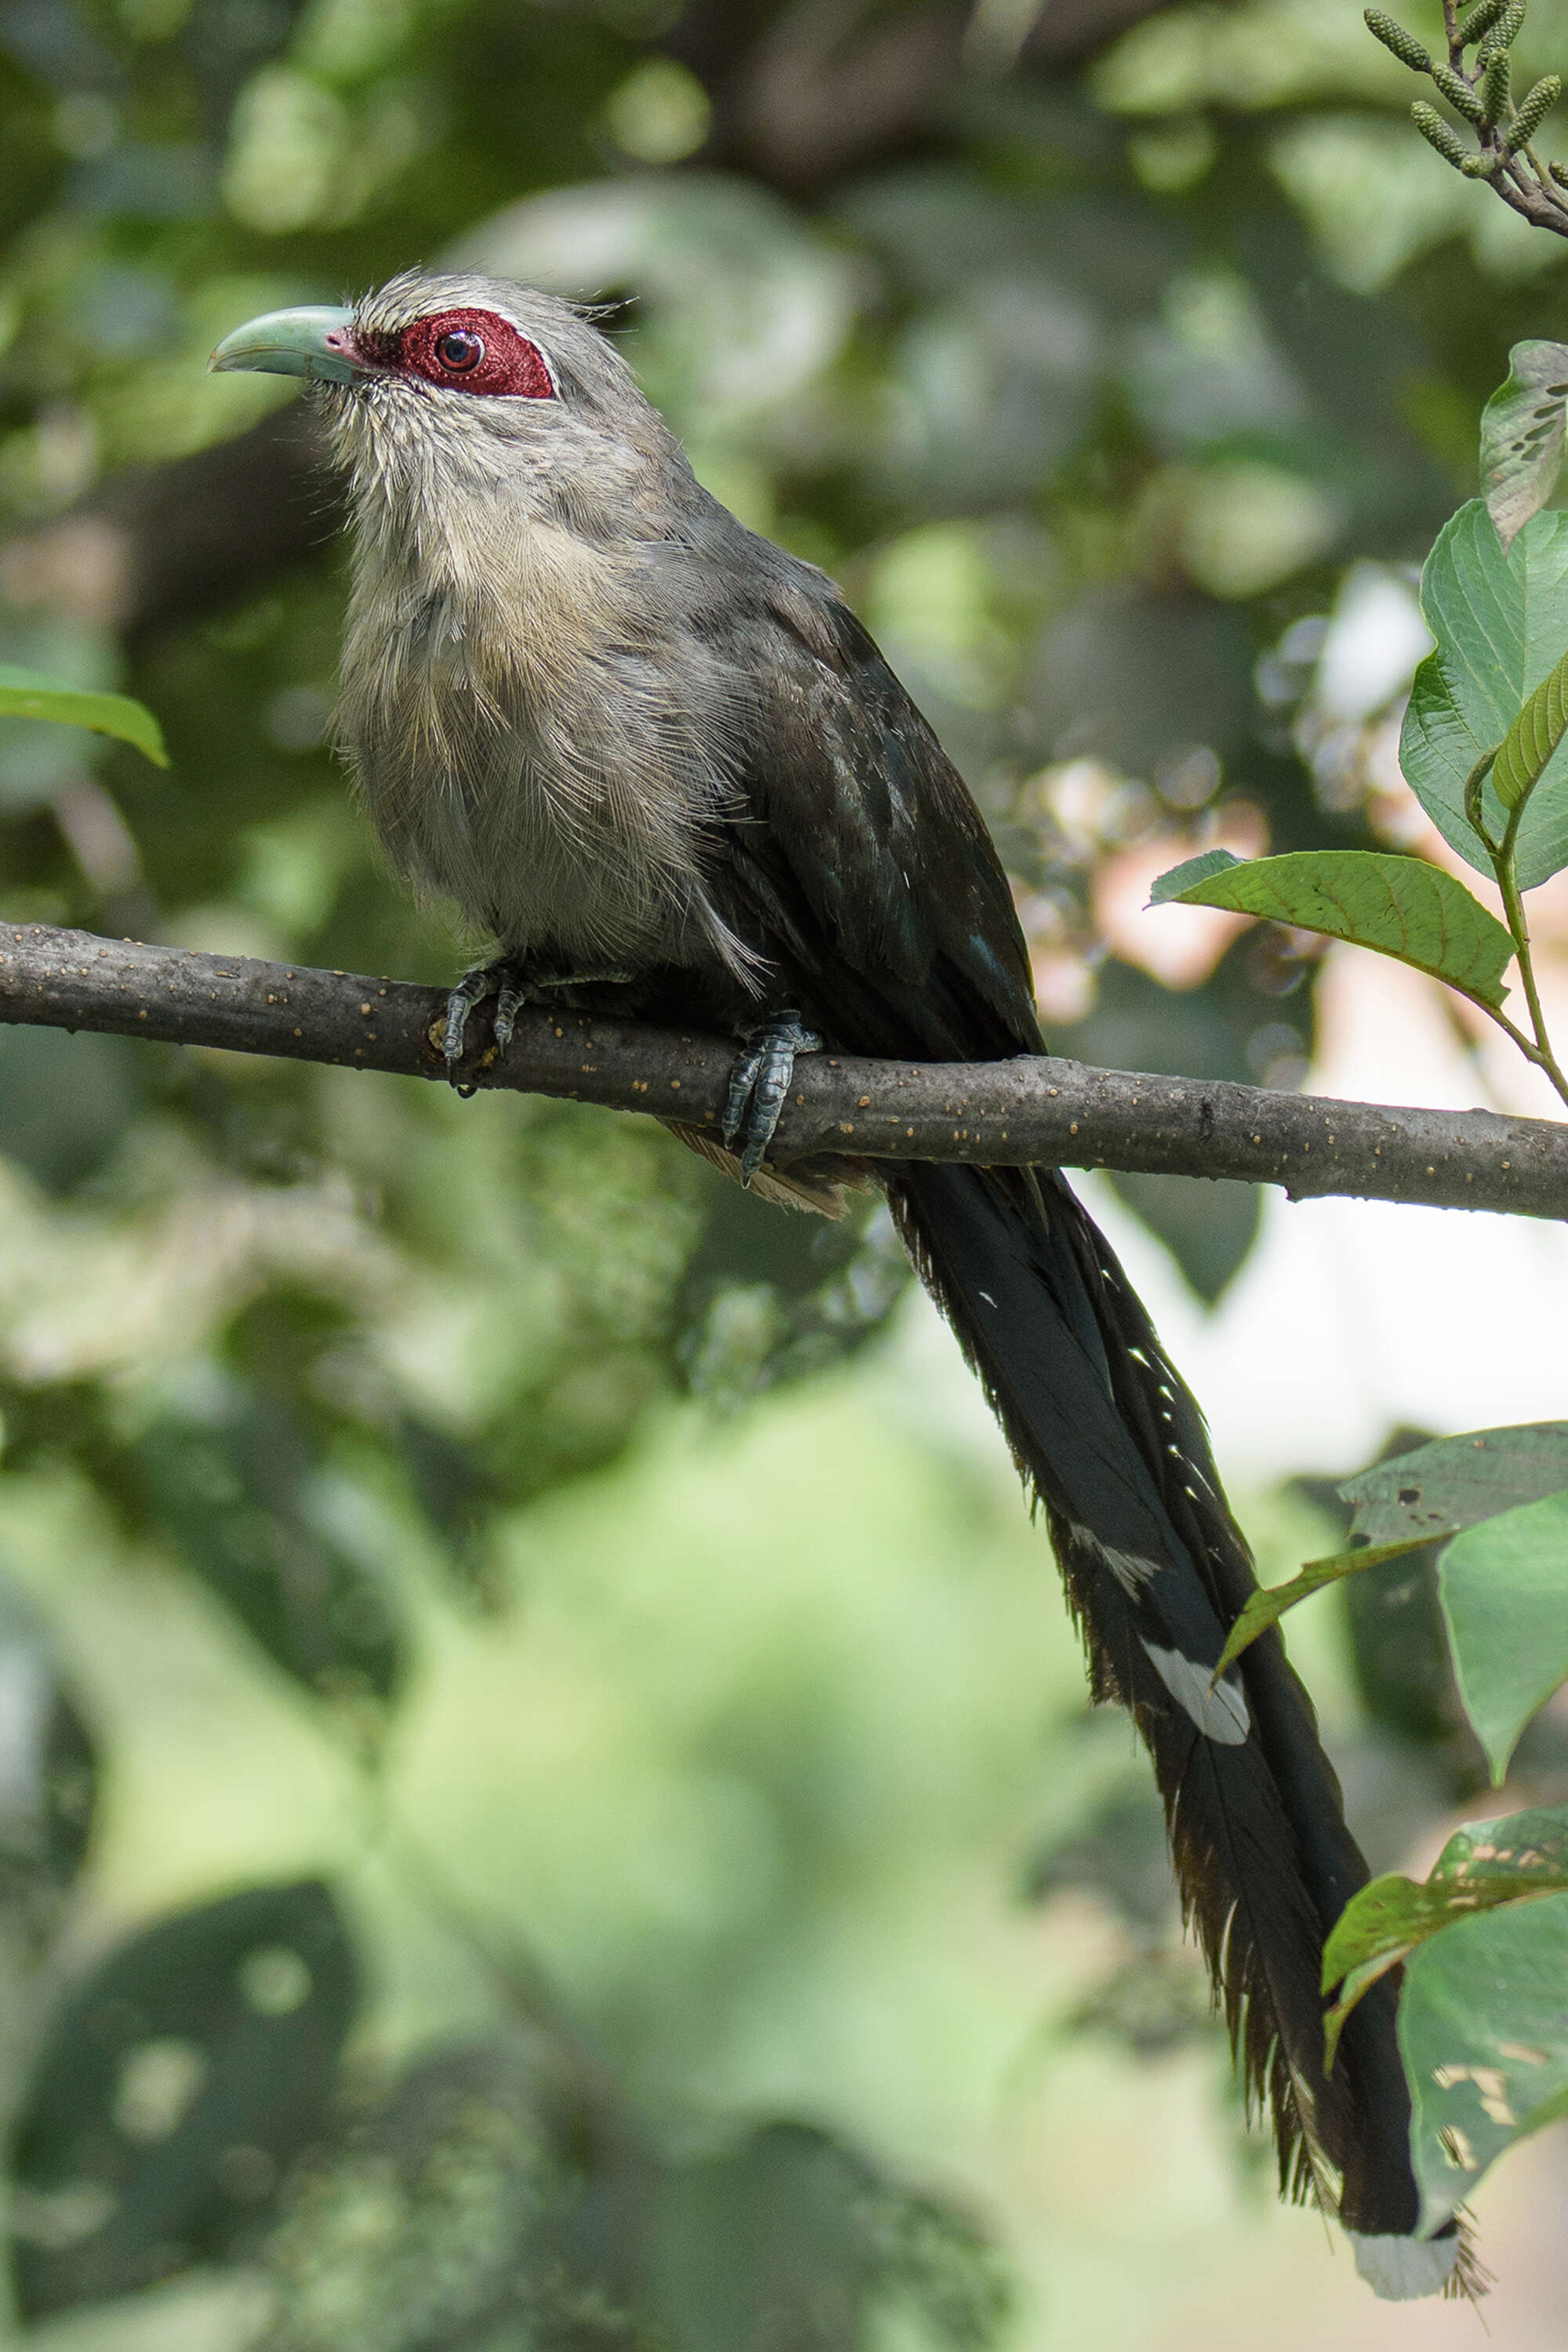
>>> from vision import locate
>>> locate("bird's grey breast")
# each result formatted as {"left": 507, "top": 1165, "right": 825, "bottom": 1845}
{"left": 336, "top": 515, "right": 753, "bottom": 975}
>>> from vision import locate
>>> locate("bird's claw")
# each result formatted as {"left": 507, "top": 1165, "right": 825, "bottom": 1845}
{"left": 442, "top": 960, "right": 637, "bottom": 1087}
{"left": 442, "top": 959, "right": 527, "bottom": 1079}
{"left": 721, "top": 1012, "right": 820, "bottom": 1183}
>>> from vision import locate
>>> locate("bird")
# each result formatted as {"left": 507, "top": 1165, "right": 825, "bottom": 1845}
{"left": 211, "top": 272, "right": 1465, "bottom": 2299}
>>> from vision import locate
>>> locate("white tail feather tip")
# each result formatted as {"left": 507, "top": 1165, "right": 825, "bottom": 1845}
{"left": 1141, "top": 1640, "right": 1250, "bottom": 1744}
{"left": 1349, "top": 2230, "right": 1460, "bottom": 2300}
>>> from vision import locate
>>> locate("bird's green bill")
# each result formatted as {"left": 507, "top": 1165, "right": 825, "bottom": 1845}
{"left": 209, "top": 305, "right": 366, "bottom": 384}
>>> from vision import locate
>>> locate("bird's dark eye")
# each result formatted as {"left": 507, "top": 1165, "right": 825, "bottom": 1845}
{"left": 435, "top": 329, "right": 484, "bottom": 372}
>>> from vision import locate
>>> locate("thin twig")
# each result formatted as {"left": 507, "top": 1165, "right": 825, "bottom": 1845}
{"left": 3, "top": 923, "right": 1568, "bottom": 1219}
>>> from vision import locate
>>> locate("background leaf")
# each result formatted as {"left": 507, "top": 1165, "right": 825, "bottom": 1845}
{"left": 1401, "top": 503, "right": 1568, "bottom": 889}
{"left": 1149, "top": 846, "right": 1515, "bottom": 1008}
{"left": 0, "top": 1580, "right": 97, "bottom": 1936}
{"left": 130, "top": 1394, "right": 405, "bottom": 1717}
{"left": 0, "top": 666, "right": 167, "bottom": 768}
{"left": 1340, "top": 1422, "right": 1568, "bottom": 1543}
{"left": 1439, "top": 1487, "right": 1568, "bottom": 1781}
{"left": 9, "top": 1880, "right": 358, "bottom": 2318}
{"left": 1480, "top": 340, "right": 1568, "bottom": 551}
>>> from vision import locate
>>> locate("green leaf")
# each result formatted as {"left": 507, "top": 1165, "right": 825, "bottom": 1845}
{"left": 1403, "top": 1876, "right": 1568, "bottom": 2231}
{"left": 1322, "top": 1806, "right": 1568, "bottom": 2075}
{"left": 1440, "top": 1486, "right": 1568, "bottom": 1780}
{"left": 1147, "top": 846, "right": 1514, "bottom": 1009}
{"left": 1213, "top": 1536, "right": 1432, "bottom": 1678}
{"left": 1401, "top": 502, "right": 1568, "bottom": 887}
{"left": 1492, "top": 641, "right": 1568, "bottom": 810}
{"left": 0, "top": 666, "right": 168, "bottom": 768}
{"left": 1339, "top": 1421, "right": 1568, "bottom": 1544}
{"left": 1480, "top": 342, "right": 1568, "bottom": 550}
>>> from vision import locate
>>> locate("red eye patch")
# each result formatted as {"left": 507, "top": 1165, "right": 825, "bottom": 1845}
{"left": 395, "top": 308, "right": 555, "bottom": 399}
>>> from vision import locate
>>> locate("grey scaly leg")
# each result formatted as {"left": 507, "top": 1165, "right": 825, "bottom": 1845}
{"left": 721, "top": 1012, "right": 821, "bottom": 1182}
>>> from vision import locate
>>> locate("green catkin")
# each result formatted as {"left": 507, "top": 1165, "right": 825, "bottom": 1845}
{"left": 1507, "top": 71, "right": 1562, "bottom": 146}
{"left": 1457, "top": 0, "right": 1510, "bottom": 40}
{"left": 1483, "top": 49, "right": 1511, "bottom": 118}
{"left": 1363, "top": 8, "right": 1431, "bottom": 68}
{"left": 1550, "top": 155, "right": 1568, "bottom": 183}
{"left": 1433, "top": 60, "right": 1486, "bottom": 116}
{"left": 1411, "top": 97, "right": 1471, "bottom": 162}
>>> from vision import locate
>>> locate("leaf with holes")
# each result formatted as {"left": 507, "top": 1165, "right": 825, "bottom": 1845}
{"left": 1400, "top": 1853, "right": 1568, "bottom": 2231}
{"left": 9, "top": 1879, "right": 358, "bottom": 2317}
{"left": 1439, "top": 1487, "right": 1568, "bottom": 1782}
{"left": 1402, "top": 503, "right": 1568, "bottom": 887}
{"left": 1321, "top": 1806, "right": 1568, "bottom": 2074}
{"left": 1481, "top": 341, "right": 1568, "bottom": 552}
{"left": 0, "top": 666, "right": 167, "bottom": 767}
{"left": 1339, "top": 1421, "right": 1568, "bottom": 1544}
{"left": 1148, "top": 848, "right": 1515, "bottom": 1010}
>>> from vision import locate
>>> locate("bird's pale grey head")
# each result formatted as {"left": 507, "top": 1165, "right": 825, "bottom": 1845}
{"left": 212, "top": 269, "right": 695, "bottom": 546}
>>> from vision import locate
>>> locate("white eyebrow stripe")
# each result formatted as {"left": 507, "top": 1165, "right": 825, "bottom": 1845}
{"left": 1142, "top": 1641, "right": 1251, "bottom": 1744}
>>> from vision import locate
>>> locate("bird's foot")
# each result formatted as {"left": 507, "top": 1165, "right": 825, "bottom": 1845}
{"left": 443, "top": 958, "right": 528, "bottom": 1075}
{"left": 442, "top": 960, "right": 636, "bottom": 1084}
{"left": 721, "top": 1012, "right": 821, "bottom": 1184}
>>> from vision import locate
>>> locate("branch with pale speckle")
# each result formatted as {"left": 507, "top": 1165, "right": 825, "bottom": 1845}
{"left": 2, "top": 922, "right": 1564, "bottom": 1221}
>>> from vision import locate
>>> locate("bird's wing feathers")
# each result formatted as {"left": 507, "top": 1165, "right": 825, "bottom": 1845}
{"left": 708, "top": 569, "right": 1038, "bottom": 1058}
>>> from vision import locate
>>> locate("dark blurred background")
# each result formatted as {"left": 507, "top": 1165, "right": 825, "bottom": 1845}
{"left": 2, "top": 0, "right": 1568, "bottom": 2345}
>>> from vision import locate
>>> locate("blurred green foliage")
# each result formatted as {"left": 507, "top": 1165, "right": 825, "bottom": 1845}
{"left": 0, "top": 0, "right": 1566, "bottom": 2340}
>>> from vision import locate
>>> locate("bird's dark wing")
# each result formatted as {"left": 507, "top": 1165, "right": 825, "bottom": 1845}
{"left": 704, "top": 568, "right": 1038, "bottom": 1062}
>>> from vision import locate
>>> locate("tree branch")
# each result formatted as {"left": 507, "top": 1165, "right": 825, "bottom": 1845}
{"left": 3, "top": 924, "right": 1566, "bottom": 1220}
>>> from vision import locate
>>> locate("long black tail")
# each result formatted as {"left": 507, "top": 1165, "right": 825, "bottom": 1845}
{"left": 891, "top": 1160, "right": 1467, "bottom": 2299}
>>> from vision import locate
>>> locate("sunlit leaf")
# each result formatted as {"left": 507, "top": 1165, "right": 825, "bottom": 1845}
{"left": 1493, "top": 642, "right": 1568, "bottom": 811}
{"left": 1401, "top": 503, "right": 1568, "bottom": 887}
{"left": 1322, "top": 1807, "right": 1568, "bottom": 2074}
{"left": 1439, "top": 1487, "right": 1568, "bottom": 1782}
{"left": 1481, "top": 341, "right": 1568, "bottom": 551}
{"left": 1148, "top": 847, "right": 1514, "bottom": 1009}
{"left": 0, "top": 666, "right": 167, "bottom": 768}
